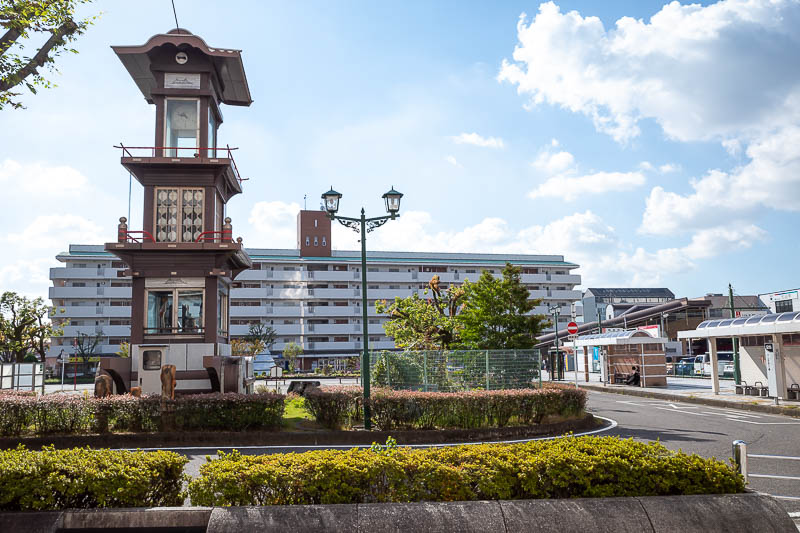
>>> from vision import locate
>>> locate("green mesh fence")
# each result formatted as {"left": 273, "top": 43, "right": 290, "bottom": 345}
{"left": 369, "top": 349, "right": 542, "bottom": 392}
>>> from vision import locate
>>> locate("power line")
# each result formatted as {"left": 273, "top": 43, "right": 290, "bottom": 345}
{"left": 171, "top": 0, "right": 180, "bottom": 30}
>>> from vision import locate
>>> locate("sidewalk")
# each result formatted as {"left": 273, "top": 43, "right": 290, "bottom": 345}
{"left": 543, "top": 371, "right": 800, "bottom": 418}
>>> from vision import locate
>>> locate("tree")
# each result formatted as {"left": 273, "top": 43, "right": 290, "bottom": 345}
{"left": 282, "top": 341, "right": 303, "bottom": 371}
{"left": 458, "top": 263, "right": 549, "bottom": 349}
{"left": 0, "top": 291, "right": 64, "bottom": 362}
{"left": 375, "top": 275, "right": 466, "bottom": 351}
{"left": 116, "top": 341, "right": 129, "bottom": 358}
{"left": 74, "top": 331, "right": 100, "bottom": 361}
{"left": 1, "top": 0, "right": 97, "bottom": 109}
{"left": 231, "top": 323, "right": 277, "bottom": 356}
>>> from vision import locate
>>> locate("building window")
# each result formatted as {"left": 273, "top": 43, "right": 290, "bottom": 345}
{"left": 208, "top": 110, "right": 217, "bottom": 157}
{"left": 322, "top": 237, "right": 326, "bottom": 247}
{"left": 155, "top": 187, "right": 204, "bottom": 242}
{"left": 165, "top": 98, "right": 199, "bottom": 157}
{"left": 142, "top": 350, "right": 162, "bottom": 370}
{"left": 314, "top": 237, "right": 318, "bottom": 246}
{"left": 146, "top": 288, "right": 204, "bottom": 334}
{"left": 314, "top": 219, "right": 318, "bottom": 228}
{"left": 305, "top": 236, "right": 310, "bottom": 246}
{"left": 776, "top": 300, "right": 793, "bottom": 313}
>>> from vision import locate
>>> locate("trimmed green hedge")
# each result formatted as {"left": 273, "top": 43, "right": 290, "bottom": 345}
{"left": 303, "top": 385, "right": 585, "bottom": 430}
{"left": 0, "top": 392, "right": 285, "bottom": 436}
{"left": 0, "top": 446, "right": 188, "bottom": 510}
{"left": 188, "top": 436, "right": 744, "bottom": 506}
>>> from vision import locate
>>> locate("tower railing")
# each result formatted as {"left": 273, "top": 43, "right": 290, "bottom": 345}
{"left": 114, "top": 144, "right": 245, "bottom": 184}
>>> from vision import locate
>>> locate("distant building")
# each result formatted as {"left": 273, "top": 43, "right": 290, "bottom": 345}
{"left": 699, "top": 293, "right": 768, "bottom": 319}
{"left": 582, "top": 288, "right": 675, "bottom": 322}
{"left": 49, "top": 211, "right": 582, "bottom": 370}
{"left": 759, "top": 289, "right": 800, "bottom": 314}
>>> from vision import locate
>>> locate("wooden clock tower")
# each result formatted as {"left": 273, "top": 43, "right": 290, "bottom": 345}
{"left": 101, "top": 29, "right": 254, "bottom": 395}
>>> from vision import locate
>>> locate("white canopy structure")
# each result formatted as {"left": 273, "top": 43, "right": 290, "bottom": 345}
{"left": 678, "top": 312, "right": 800, "bottom": 398}
{"left": 572, "top": 329, "right": 668, "bottom": 387}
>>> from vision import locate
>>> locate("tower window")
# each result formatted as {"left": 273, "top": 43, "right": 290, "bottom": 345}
{"left": 322, "top": 237, "right": 327, "bottom": 247}
{"left": 155, "top": 187, "right": 204, "bottom": 242}
{"left": 314, "top": 219, "right": 318, "bottom": 228}
{"left": 305, "top": 236, "right": 310, "bottom": 246}
{"left": 165, "top": 98, "right": 199, "bottom": 157}
{"left": 314, "top": 237, "right": 318, "bottom": 246}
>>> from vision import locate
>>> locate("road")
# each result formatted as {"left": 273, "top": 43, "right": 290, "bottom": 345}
{"left": 585, "top": 390, "right": 800, "bottom": 515}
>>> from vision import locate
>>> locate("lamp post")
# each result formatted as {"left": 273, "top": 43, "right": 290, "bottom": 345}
{"left": 321, "top": 186, "right": 403, "bottom": 430}
{"left": 549, "top": 304, "right": 560, "bottom": 381}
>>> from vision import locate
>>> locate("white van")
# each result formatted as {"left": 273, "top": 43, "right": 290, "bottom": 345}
{"left": 693, "top": 352, "right": 734, "bottom": 377}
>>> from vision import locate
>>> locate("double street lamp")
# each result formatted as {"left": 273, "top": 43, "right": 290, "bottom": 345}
{"left": 321, "top": 186, "right": 403, "bottom": 430}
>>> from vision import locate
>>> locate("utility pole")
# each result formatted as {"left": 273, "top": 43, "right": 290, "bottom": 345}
{"left": 729, "top": 283, "right": 741, "bottom": 384}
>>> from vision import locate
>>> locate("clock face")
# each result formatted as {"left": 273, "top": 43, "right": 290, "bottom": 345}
{"left": 175, "top": 52, "right": 188, "bottom": 64}
{"left": 169, "top": 100, "right": 197, "bottom": 129}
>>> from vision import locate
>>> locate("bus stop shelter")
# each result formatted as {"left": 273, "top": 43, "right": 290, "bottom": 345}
{"left": 678, "top": 312, "right": 800, "bottom": 399}
{"left": 573, "top": 330, "right": 668, "bottom": 387}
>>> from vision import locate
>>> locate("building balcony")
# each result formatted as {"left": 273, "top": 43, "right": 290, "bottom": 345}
{"left": 61, "top": 325, "right": 131, "bottom": 337}
{"left": 49, "top": 286, "right": 132, "bottom": 299}
{"left": 50, "top": 267, "right": 126, "bottom": 280}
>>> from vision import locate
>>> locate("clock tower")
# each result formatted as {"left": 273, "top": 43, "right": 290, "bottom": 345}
{"left": 101, "top": 29, "right": 254, "bottom": 395}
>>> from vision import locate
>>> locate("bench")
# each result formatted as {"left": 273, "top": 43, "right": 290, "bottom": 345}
{"left": 787, "top": 383, "right": 799, "bottom": 401}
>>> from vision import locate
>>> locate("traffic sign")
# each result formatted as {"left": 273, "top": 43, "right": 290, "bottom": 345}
{"left": 567, "top": 322, "right": 579, "bottom": 335}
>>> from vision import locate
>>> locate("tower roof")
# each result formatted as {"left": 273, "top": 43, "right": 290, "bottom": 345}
{"left": 112, "top": 28, "right": 252, "bottom": 106}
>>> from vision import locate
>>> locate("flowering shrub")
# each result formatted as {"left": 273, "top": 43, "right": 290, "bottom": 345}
{"left": 0, "top": 445, "right": 188, "bottom": 510}
{"left": 0, "top": 392, "right": 284, "bottom": 436}
{"left": 304, "top": 386, "right": 362, "bottom": 429}
{"left": 303, "top": 385, "right": 585, "bottom": 430}
{"left": 188, "top": 436, "right": 744, "bottom": 506}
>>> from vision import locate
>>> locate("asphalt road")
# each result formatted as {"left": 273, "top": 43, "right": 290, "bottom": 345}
{"left": 585, "top": 390, "right": 800, "bottom": 515}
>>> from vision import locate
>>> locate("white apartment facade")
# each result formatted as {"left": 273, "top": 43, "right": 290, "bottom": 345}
{"left": 49, "top": 212, "right": 581, "bottom": 369}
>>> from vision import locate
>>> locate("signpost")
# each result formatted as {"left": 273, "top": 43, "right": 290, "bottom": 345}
{"left": 270, "top": 365, "right": 283, "bottom": 392}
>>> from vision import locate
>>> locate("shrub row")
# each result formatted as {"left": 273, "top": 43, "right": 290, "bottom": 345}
{"left": 303, "top": 385, "right": 585, "bottom": 430}
{"left": 0, "top": 446, "right": 188, "bottom": 510}
{"left": 0, "top": 392, "right": 285, "bottom": 436}
{"left": 188, "top": 436, "right": 744, "bottom": 506}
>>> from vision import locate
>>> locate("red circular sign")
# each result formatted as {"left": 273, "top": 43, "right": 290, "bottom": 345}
{"left": 567, "top": 322, "right": 579, "bottom": 335}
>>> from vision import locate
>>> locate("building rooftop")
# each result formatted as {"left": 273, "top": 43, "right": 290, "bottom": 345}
{"left": 585, "top": 287, "right": 675, "bottom": 298}
{"left": 59, "top": 245, "right": 579, "bottom": 267}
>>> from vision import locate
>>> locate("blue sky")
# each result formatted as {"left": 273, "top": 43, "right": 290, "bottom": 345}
{"left": 1, "top": 0, "right": 798, "bottom": 300}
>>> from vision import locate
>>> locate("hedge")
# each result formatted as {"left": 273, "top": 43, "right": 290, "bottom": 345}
{"left": 0, "top": 446, "right": 188, "bottom": 510}
{"left": 303, "top": 385, "right": 585, "bottom": 430}
{"left": 188, "top": 436, "right": 744, "bottom": 506}
{"left": 0, "top": 392, "right": 285, "bottom": 436}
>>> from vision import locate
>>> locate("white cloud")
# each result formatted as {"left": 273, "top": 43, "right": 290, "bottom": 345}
{"left": 0, "top": 159, "right": 90, "bottom": 196}
{"left": 444, "top": 155, "right": 463, "bottom": 168}
{"left": 532, "top": 150, "right": 575, "bottom": 174}
{"left": 450, "top": 132, "right": 505, "bottom": 148}
{"left": 6, "top": 214, "right": 107, "bottom": 249}
{"left": 499, "top": 0, "right": 800, "bottom": 144}
{"left": 638, "top": 161, "right": 655, "bottom": 172}
{"left": 658, "top": 163, "right": 679, "bottom": 174}
{"left": 529, "top": 171, "right": 645, "bottom": 201}
{"left": 247, "top": 201, "right": 301, "bottom": 248}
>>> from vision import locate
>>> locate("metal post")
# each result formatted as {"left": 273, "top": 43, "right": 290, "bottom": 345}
{"left": 732, "top": 440, "right": 748, "bottom": 483}
{"left": 537, "top": 349, "right": 542, "bottom": 388}
{"left": 360, "top": 209, "right": 371, "bottom": 430}
{"left": 423, "top": 351, "right": 428, "bottom": 392}
{"left": 485, "top": 350, "right": 490, "bottom": 391}
{"left": 574, "top": 338, "right": 579, "bottom": 389}
{"left": 729, "top": 283, "right": 741, "bottom": 385}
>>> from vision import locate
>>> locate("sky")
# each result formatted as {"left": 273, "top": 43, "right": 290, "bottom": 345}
{"left": 1, "top": 0, "right": 799, "bottom": 301}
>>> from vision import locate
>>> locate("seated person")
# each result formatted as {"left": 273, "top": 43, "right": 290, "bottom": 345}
{"left": 625, "top": 366, "right": 641, "bottom": 386}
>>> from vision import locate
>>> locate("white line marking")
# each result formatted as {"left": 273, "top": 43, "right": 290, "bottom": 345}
{"left": 115, "top": 416, "right": 619, "bottom": 453}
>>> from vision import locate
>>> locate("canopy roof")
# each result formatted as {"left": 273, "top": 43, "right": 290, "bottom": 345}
{"left": 112, "top": 29, "right": 252, "bottom": 106}
{"left": 678, "top": 312, "right": 800, "bottom": 340}
{"left": 573, "top": 329, "right": 666, "bottom": 347}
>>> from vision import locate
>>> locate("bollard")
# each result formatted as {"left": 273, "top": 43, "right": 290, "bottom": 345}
{"left": 732, "top": 440, "right": 748, "bottom": 483}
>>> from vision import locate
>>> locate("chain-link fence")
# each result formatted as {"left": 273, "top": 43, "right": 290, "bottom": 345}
{"left": 369, "top": 349, "right": 542, "bottom": 392}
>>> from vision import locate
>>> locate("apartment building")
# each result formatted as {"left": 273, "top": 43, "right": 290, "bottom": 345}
{"left": 49, "top": 211, "right": 581, "bottom": 369}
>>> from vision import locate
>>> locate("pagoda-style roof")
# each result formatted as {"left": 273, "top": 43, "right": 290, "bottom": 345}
{"left": 112, "top": 28, "right": 252, "bottom": 106}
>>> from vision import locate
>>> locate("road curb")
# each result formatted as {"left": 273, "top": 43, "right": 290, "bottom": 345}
{"left": 580, "top": 383, "right": 800, "bottom": 418}
{"left": 0, "top": 494, "right": 794, "bottom": 532}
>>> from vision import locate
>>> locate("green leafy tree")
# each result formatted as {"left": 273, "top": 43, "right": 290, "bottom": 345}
{"left": 1, "top": 0, "right": 97, "bottom": 109}
{"left": 375, "top": 275, "right": 466, "bottom": 351}
{"left": 457, "top": 263, "right": 549, "bottom": 349}
{"left": 231, "top": 323, "right": 277, "bottom": 357}
{"left": 116, "top": 341, "right": 129, "bottom": 358}
{"left": 0, "top": 291, "right": 65, "bottom": 362}
{"left": 282, "top": 341, "right": 303, "bottom": 371}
